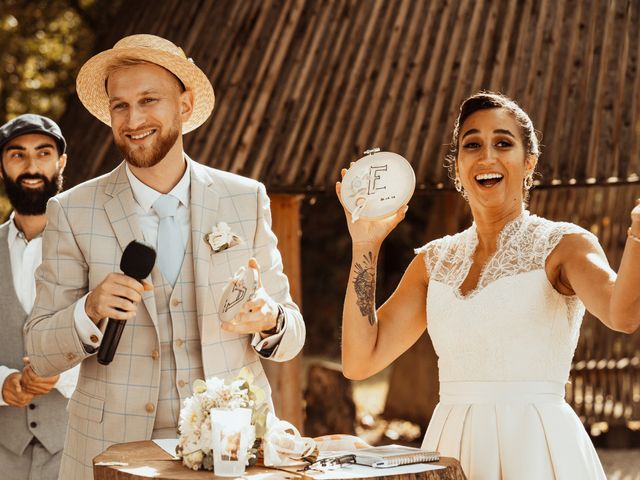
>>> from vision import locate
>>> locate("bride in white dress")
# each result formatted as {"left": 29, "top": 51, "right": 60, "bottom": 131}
{"left": 337, "top": 92, "right": 640, "bottom": 480}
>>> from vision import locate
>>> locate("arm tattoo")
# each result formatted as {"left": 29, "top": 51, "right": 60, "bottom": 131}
{"left": 353, "top": 251, "right": 376, "bottom": 325}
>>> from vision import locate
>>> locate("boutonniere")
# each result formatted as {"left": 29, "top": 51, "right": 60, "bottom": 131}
{"left": 204, "top": 222, "right": 242, "bottom": 253}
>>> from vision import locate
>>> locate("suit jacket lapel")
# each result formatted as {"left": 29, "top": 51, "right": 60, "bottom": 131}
{"left": 103, "top": 162, "right": 158, "bottom": 325}
{"left": 189, "top": 158, "right": 220, "bottom": 338}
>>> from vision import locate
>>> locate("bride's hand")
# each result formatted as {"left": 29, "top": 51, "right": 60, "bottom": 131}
{"left": 336, "top": 167, "right": 408, "bottom": 247}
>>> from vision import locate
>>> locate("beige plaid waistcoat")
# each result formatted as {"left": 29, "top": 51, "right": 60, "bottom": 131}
{"left": 151, "top": 237, "right": 204, "bottom": 438}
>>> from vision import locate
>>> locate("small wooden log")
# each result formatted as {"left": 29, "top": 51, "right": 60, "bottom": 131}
{"left": 304, "top": 362, "right": 356, "bottom": 437}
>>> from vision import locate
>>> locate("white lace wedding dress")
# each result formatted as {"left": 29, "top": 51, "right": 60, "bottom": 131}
{"left": 416, "top": 211, "right": 606, "bottom": 480}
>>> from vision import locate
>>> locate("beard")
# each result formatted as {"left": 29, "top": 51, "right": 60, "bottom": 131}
{"left": 114, "top": 119, "right": 181, "bottom": 169}
{"left": 2, "top": 170, "right": 63, "bottom": 215}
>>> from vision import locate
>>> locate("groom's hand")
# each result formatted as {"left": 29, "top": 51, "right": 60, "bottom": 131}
{"left": 221, "top": 258, "right": 280, "bottom": 335}
{"left": 85, "top": 273, "right": 152, "bottom": 325}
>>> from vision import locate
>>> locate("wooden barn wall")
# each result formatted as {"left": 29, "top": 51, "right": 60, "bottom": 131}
{"left": 61, "top": 0, "right": 639, "bottom": 192}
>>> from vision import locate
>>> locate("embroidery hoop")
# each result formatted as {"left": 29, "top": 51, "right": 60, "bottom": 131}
{"left": 341, "top": 148, "right": 415, "bottom": 222}
{"left": 218, "top": 265, "right": 259, "bottom": 323}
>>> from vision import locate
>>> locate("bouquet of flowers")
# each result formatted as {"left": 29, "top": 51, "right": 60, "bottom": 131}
{"left": 176, "top": 367, "right": 269, "bottom": 471}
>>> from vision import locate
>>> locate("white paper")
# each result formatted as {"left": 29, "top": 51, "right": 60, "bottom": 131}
{"left": 152, "top": 438, "right": 179, "bottom": 459}
{"left": 306, "top": 462, "right": 445, "bottom": 479}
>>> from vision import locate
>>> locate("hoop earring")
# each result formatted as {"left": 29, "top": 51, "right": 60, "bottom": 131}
{"left": 524, "top": 174, "right": 534, "bottom": 190}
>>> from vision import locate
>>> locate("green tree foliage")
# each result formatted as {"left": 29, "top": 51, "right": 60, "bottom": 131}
{"left": 0, "top": 0, "right": 121, "bottom": 221}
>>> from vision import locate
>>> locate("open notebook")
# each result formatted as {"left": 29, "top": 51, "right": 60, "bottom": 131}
{"left": 354, "top": 445, "right": 440, "bottom": 468}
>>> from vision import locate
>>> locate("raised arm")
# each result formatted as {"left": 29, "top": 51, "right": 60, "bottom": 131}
{"left": 336, "top": 176, "right": 428, "bottom": 380}
{"left": 550, "top": 200, "right": 640, "bottom": 333}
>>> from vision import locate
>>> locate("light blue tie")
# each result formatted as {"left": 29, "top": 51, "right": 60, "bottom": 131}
{"left": 153, "top": 194, "right": 184, "bottom": 285}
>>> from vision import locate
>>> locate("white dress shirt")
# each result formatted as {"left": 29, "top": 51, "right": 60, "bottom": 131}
{"left": 74, "top": 160, "right": 284, "bottom": 352}
{"left": 0, "top": 214, "right": 79, "bottom": 406}
{"left": 125, "top": 161, "right": 192, "bottom": 252}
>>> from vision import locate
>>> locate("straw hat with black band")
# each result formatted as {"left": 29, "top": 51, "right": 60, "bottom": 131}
{"left": 76, "top": 34, "right": 215, "bottom": 134}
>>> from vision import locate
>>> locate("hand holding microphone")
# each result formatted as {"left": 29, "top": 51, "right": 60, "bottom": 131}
{"left": 86, "top": 241, "right": 156, "bottom": 365}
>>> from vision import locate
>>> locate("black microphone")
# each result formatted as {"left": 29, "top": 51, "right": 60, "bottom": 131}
{"left": 97, "top": 241, "right": 156, "bottom": 366}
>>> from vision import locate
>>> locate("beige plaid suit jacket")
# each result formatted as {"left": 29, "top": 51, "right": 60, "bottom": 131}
{"left": 24, "top": 158, "right": 305, "bottom": 480}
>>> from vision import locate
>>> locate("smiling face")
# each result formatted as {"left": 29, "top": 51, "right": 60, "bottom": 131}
{"left": 0, "top": 133, "right": 66, "bottom": 215}
{"left": 455, "top": 108, "right": 537, "bottom": 211}
{"left": 106, "top": 62, "right": 193, "bottom": 169}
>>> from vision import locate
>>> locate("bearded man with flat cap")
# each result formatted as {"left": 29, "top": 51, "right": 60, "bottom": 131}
{"left": 0, "top": 114, "right": 79, "bottom": 479}
{"left": 24, "top": 34, "right": 305, "bottom": 480}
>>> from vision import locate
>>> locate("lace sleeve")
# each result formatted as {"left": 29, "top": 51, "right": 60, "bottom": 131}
{"left": 545, "top": 222, "right": 599, "bottom": 261}
{"left": 415, "top": 239, "right": 441, "bottom": 277}
{"left": 414, "top": 240, "right": 438, "bottom": 277}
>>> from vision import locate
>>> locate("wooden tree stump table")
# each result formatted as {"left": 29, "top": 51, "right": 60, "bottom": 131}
{"left": 93, "top": 441, "right": 467, "bottom": 480}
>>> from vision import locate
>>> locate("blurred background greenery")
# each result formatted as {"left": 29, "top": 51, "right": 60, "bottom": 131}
{"left": 0, "top": 0, "right": 122, "bottom": 220}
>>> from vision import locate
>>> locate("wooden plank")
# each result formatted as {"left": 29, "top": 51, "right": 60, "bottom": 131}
{"left": 261, "top": 0, "right": 329, "bottom": 182}
{"left": 606, "top": 0, "right": 630, "bottom": 180}
{"left": 469, "top": 0, "right": 499, "bottom": 91}
{"left": 534, "top": 0, "right": 566, "bottom": 172}
{"left": 582, "top": 1, "right": 612, "bottom": 181}
{"left": 506, "top": 0, "right": 534, "bottom": 97}
{"left": 410, "top": 0, "right": 467, "bottom": 181}
{"left": 189, "top": 1, "right": 254, "bottom": 165}
{"left": 615, "top": 0, "right": 638, "bottom": 179}
{"left": 306, "top": 0, "right": 387, "bottom": 186}
{"left": 263, "top": 194, "right": 304, "bottom": 430}
{"left": 225, "top": 0, "right": 301, "bottom": 174}
{"left": 355, "top": 0, "right": 413, "bottom": 150}
{"left": 547, "top": 0, "right": 583, "bottom": 181}
{"left": 424, "top": 0, "right": 485, "bottom": 186}
{"left": 387, "top": 0, "right": 441, "bottom": 168}
{"left": 375, "top": 1, "right": 429, "bottom": 154}
{"left": 521, "top": 0, "right": 551, "bottom": 110}
{"left": 488, "top": 0, "right": 519, "bottom": 91}
{"left": 314, "top": 0, "right": 398, "bottom": 185}
{"left": 627, "top": 0, "right": 640, "bottom": 179}
{"left": 244, "top": 0, "right": 308, "bottom": 180}
{"left": 275, "top": 1, "right": 345, "bottom": 185}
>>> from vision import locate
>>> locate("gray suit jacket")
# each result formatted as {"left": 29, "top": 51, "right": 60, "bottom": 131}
{"left": 24, "top": 159, "right": 305, "bottom": 480}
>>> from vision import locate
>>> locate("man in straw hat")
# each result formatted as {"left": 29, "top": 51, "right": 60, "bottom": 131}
{"left": 24, "top": 34, "right": 305, "bottom": 479}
